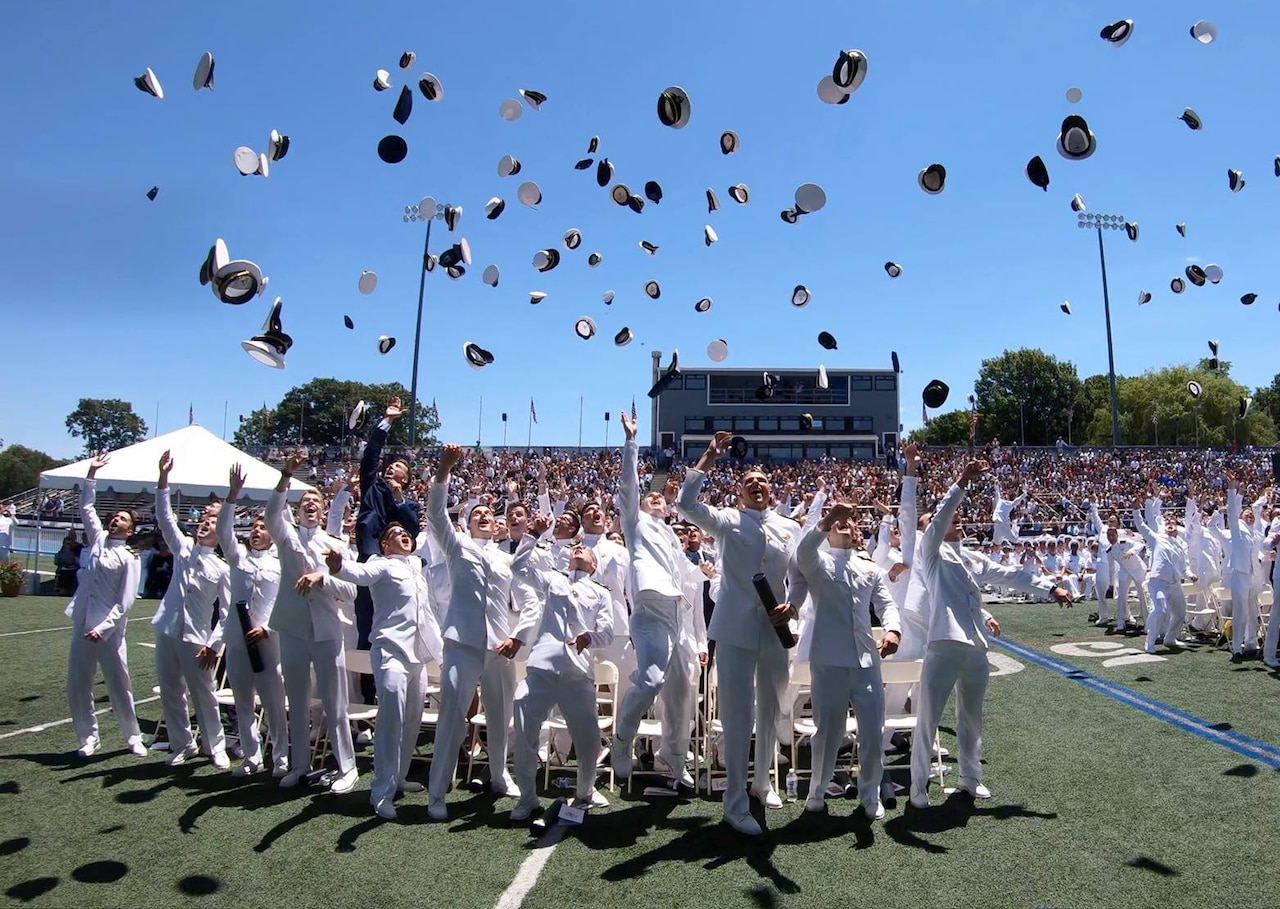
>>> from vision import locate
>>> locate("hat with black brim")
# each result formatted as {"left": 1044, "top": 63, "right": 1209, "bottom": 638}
{"left": 647, "top": 350, "right": 680, "bottom": 398}
{"left": 482, "top": 264, "right": 500, "bottom": 287}
{"left": 378, "top": 335, "right": 396, "bottom": 354}
{"left": 419, "top": 73, "right": 443, "bottom": 101}
{"left": 1057, "top": 115, "right": 1097, "bottom": 161}
{"left": 645, "top": 181, "right": 663, "bottom": 204}
{"left": 832, "top": 48, "right": 868, "bottom": 92}
{"left": 588, "top": 252, "right": 602, "bottom": 267}
{"left": 343, "top": 315, "right": 354, "bottom": 330}
{"left": 695, "top": 297, "right": 713, "bottom": 313}
{"left": 730, "top": 437, "right": 749, "bottom": 459}
{"left": 268, "top": 129, "right": 290, "bottom": 161}
{"left": 597, "top": 158, "right": 614, "bottom": 187}
{"left": 1171, "top": 277, "right": 1185, "bottom": 293}
{"left": 146, "top": 186, "right": 159, "bottom": 201}
{"left": 791, "top": 285, "right": 810, "bottom": 307}
{"left": 574, "top": 317, "right": 596, "bottom": 340}
{"left": 1228, "top": 169, "right": 1245, "bottom": 192}
{"left": 533, "top": 248, "right": 560, "bottom": 272}
{"left": 1179, "top": 108, "right": 1202, "bottom": 130}
{"left": 399, "top": 51, "right": 415, "bottom": 70}
{"left": 1026, "top": 155, "right": 1050, "bottom": 191}
{"left": 234, "top": 146, "right": 259, "bottom": 176}
{"left": 610, "top": 184, "right": 631, "bottom": 206}
{"left": 358, "top": 270, "right": 378, "bottom": 294}
{"left": 818, "top": 331, "right": 838, "bottom": 350}
{"left": 922, "top": 379, "right": 949, "bottom": 410}
{"left": 1100, "top": 19, "right": 1134, "bottom": 47}
{"left": 816, "top": 75, "right": 851, "bottom": 105}
{"left": 1204, "top": 264, "right": 1223, "bottom": 284}
{"left": 1185, "top": 264, "right": 1206, "bottom": 287}
{"left": 602, "top": 290, "right": 615, "bottom": 305}
{"left": 214, "top": 259, "right": 265, "bottom": 305}
{"left": 517, "top": 182, "right": 541, "bottom": 207}
{"left": 794, "top": 183, "right": 826, "bottom": 214}
{"left": 193, "top": 53, "right": 214, "bottom": 91}
{"left": 499, "top": 99, "right": 522, "bottom": 121}
{"left": 918, "top": 164, "right": 946, "bottom": 194}
{"left": 563, "top": 229, "right": 582, "bottom": 250}
{"left": 657, "top": 86, "right": 691, "bottom": 128}
{"left": 614, "top": 327, "right": 632, "bottom": 346}
{"left": 1190, "top": 20, "right": 1216, "bottom": 44}
{"left": 1071, "top": 193, "right": 1086, "bottom": 212}
{"left": 644, "top": 281, "right": 661, "bottom": 299}
{"left": 1187, "top": 381, "right": 1202, "bottom": 398}
{"left": 1241, "top": 293, "right": 1258, "bottom": 306}
{"left": 134, "top": 67, "right": 164, "bottom": 99}
{"left": 707, "top": 339, "right": 728, "bottom": 361}
{"left": 485, "top": 197, "right": 505, "bottom": 220}
{"left": 704, "top": 225, "right": 718, "bottom": 246}
{"left": 519, "top": 89, "right": 547, "bottom": 110}
{"left": 373, "top": 70, "right": 391, "bottom": 91}
{"left": 348, "top": 401, "right": 368, "bottom": 429}
{"left": 720, "top": 131, "right": 739, "bottom": 155}
{"left": 728, "top": 184, "right": 749, "bottom": 204}
{"left": 1060, "top": 301, "right": 1072, "bottom": 314}
{"left": 707, "top": 189, "right": 720, "bottom": 212}
{"left": 393, "top": 86, "right": 413, "bottom": 125}
{"left": 242, "top": 297, "right": 292, "bottom": 368}
{"left": 464, "top": 342, "right": 494, "bottom": 369}
{"left": 885, "top": 261, "right": 902, "bottom": 278}
{"left": 498, "top": 154, "right": 521, "bottom": 177}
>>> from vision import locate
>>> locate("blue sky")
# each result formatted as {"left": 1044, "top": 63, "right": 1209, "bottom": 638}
{"left": 3, "top": 1, "right": 1278, "bottom": 458}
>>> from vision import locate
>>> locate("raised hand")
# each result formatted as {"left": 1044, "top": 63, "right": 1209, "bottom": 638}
{"left": 283, "top": 451, "right": 306, "bottom": 476}
{"left": 439, "top": 444, "right": 463, "bottom": 472}
{"left": 960, "top": 459, "right": 989, "bottom": 486}
{"left": 385, "top": 396, "right": 403, "bottom": 421}
{"left": 530, "top": 513, "right": 552, "bottom": 536}
{"left": 709, "top": 431, "right": 732, "bottom": 458}
{"left": 88, "top": 451, "right": 109, "bottom": 479}
{"left": 621, "top": 408, "right": 637, "bottom": 441}
{"left": 228, "top": 464, "right": 246, "bottom": 500}
{"left": 158, "top": 450, "right": 174, "bottom": 479}
{"left": 821, "top": 501, "right": 857, "bottom": 530}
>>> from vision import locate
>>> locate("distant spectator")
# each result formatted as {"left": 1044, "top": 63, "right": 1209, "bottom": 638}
{"left": 54, "top": 531, "right": 82, "bottom": 594}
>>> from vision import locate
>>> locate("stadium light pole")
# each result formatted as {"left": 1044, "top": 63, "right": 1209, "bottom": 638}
{"left": 403, "top": 198, "right": 449, "bottom": 447}
{"left": 1076, "top": 211, "right": 1124, "bottom": 447}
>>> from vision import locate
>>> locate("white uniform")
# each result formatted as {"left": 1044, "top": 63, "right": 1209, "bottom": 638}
{"left": 678, "top": 468, "right": 809, "bottom": 822}
{"left": 337, "top": 553, "right": 441, "bottom": 810}
{"left": 1226, "top": 488, "right": 1263, "bottom": 655}
{"left": 265, "top": 489, "right": 359, "bottom": 778}
{"left": 215, "top": 505, "right": 288, "bottom": 773}
{"left": 65, "top": 479, "right": 143, "bottom": 751}
{"left": 991, "top": 485, "right": 1027, "bottom": 547}
{"left": 1107, "top": 536, "right": 1149, "bottom": 628}
{"left": 911, "top": 482, "right": 1057, "bottom": 801}
{"left": 509, "top": 536, "right": 614, "bottom": 811}
{"left": 795, "top": 525, "right": 899, "bottom": 810}
{"left": 0, "top": 511, "right": 12, "bottom": 563}
{"left": 1088, "top": 503, "right": 1115, "bottom": 623}
{"left": 425, "top": 480, "right": 518, "bottom": 808}
{"left": 614, "top": 439, "right": 703, "bottom": 774}
{"left": 152, "top": 489, "right": 231, "bottom": 760}
{"left": 659, "top": 562, "right": 709, "bottom": 770}
{"left": 1132, "top": 502, "right": 1189, "bottom": 650}
{"left": 581, "top": 530, "right": 633, "bottom": 701}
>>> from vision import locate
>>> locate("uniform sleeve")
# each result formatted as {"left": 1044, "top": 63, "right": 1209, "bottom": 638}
{"left": 899, "top": 475, "right": 918, "bottom": 563}
{"left": 337, "top": 559, "right": 383, "bottom": 587}
{"left": 677, "top": 469, "right": 735, "bottom": 538}
{"left": 586, "top": 588, "right": 614, "bottom": 649}
{"left": 265, "top": 488, "right": 301, "bottom": 557}
{"left": 427, "top": 481, "right": 464, "bottom": 564}
{"left": 80, "top": 479, "right": 104, "bottom": 548}
{"left": 155, "top": 486, "right": 191, "bottom": 558}
{"left": 216, "top": 502, "right": 242, "bottom": 568}
{"left": 326, "top": 489, "right": 351, "bottom": 537}
{"left": 509, "top": 536, "right": 547, "bottom": 643}
{"left": 206, "top": 572, "right": 230, "bottom": 649}
{"left": 869, "top": 571, "right": 900, "bottom": 635}
{"left": 620, "top": 440, "right": 640, "bottom": 523}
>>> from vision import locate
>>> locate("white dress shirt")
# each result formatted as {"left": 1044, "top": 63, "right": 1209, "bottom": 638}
{"left": 510, "top": 536, "right": 613, "bottom": 679}
{"left": 266, "top": 488, "right": 356, "bottom": 643}
{"left": 797, "top": 525, "right": 900, "bottom": 669}
{"left": 66, "top": 478, "right": 140, "bottom": 638}
{"left": 581, "top": 532, "right": 630, "bottom": 638}
{"left": 151, "top": 489, "right": 229, "bottom": 647}
{"left": 1132, "top": 507, "right": 1188, "bottom": 583}
{"left": 426, "top": 480, "right": 515, "bottom": 650}
{"left": 338, "top": 553, "right": 442, "bottom": 666}
{"left": 619, "top": 439, "right": 686, "bottom": 600}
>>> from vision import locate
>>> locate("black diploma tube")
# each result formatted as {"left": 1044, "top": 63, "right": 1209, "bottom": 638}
{"left": 235, "top": 601, "right": 265, "bottom": 673}
{"left": 752, "top": 573, "right": 797, "bottom": 649}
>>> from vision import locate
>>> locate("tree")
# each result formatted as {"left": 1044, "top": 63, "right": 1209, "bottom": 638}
{"left": 0, "top": 445, "right": 69, "bottom": 499}
{"left": 907, "top": 410, "right": 973, "bottom": 446}
{"left": 973, "top": 349, "right": 1082, "bottom": 446}
{"left": 231, "top": 378, "right": 441, "bottom": 449}
{"left": 65, "top": 399, "right": 148, "bottom": 455}
{"left": 1111, "top": 364, "right": 1275, "bottom": 447}
{"left": 1251, "top": 372, "right": 1280, "bottom": 427}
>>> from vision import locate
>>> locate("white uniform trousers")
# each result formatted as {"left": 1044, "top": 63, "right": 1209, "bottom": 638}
{"left": 1189, "top": 573, "right": 1218, "bottom": 632}
{"left": 1081, "top": 574, "right": 1097, "bottom": 600}
{"left": 653, "top": 644, "right": 698, "bottom": 768}
{"left": 224, "top": 635, "right": 288, "bottom": 770}
{"left": 513, "top": 667, "right": 600, "bottom": 802}
{"left": 429, "top": 640, "right": 516, "bottom": 798}
{"left": 615, "top": 594, "right": 679, "bottom": 747}
{"left": 67, "top": 632, "right": 142, "bottom": 748}
{"left": 992, "top": 521, "right": 1017, "bottom": 547}
{"left": 1146, "top": 581, "right": 1186, "bottom": 650}
{"left": 278, "top": 632, "right": 355, "bottom": 775}
{"left": 370, "top": 645, "right": 425, "bottom": 806}
{"left": 910, "top": 640, "right": 989, "bottom": 796}
{"left": 154, "top": 635, "right": 226, "bottom": 757}
{"left": 1115, "top": 567, "right": 1149, "bottom": 625}
{"left": 809, "top": 663, "right": 885, "bottom": 806}
{"left": 884, "top": 609, "right": 928, "bottom": 715}
{"left": 715, "top": 638, "right": 789, "bottom": 818}
{"left": 1095, "top": 569, "right": 1114, "bottom": 622}
{"left": 1229, "top": 573, "right": 1259, "bottom": 654}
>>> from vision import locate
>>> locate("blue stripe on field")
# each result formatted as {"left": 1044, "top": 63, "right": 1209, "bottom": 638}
{"left": 993, "top": 636, "right": 1280, "bottom": 770}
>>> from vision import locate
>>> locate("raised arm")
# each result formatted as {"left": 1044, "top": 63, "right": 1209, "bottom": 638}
{"left": 426, "top": 444, "right": 466, "bottom": 563}
{"left": 218, "top": 464, "right": 249, "bottom": 568}
{"left": 361, "top": 397, "right": 399, "bottom": 494}
{"left": 154, "top": 450, "right": 190, "bottom": 556}
{"left": 795, "top": 520, "right": 828, "bottom": 580}
{"left": 899, "top": 444, "right": 921, "bottom": 561}
{"left": 677, "top": 434, "right": 736, "bottom": 538}
{"left": 266, "top": 452, "right": 304, "bottom": 554}
{"left": 326, "top": 484, "right": 352, "bottom": 538}
{"left": 619, "top": 409, "right": 640, "bottom": 523}
{"left": 1132, "top": 504, "right": 1159, "bottom": 551}
{"left": 81, "top": 452, "right": 110, "bottom": 547}
{"left": 327, "top": 548, "right": 384, "bottom": 587}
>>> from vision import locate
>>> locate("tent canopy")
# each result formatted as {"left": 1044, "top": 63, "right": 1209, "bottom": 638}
{"left": 40, "top": 425, "right": 315, "bottom": 502}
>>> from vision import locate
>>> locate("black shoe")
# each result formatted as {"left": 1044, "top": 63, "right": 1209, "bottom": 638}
{"left": 1087, "top": 613, "right": 1099, "bottom": 624}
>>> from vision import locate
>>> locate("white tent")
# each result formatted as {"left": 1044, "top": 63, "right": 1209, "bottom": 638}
{"left": 40, "top": 425, "right": 315, "bottom": 502}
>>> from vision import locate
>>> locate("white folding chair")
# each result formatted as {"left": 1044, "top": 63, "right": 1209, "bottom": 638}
{"left": 878, "top": 659, "right": 944, "bottom": 787}
{"left": 464, "top": 659, "right": 526, "bottom": 782}
{"left": 313, "top": 650, "right": 380, "bottom": 766}
{"left": 543, "top": 659, "right": 618, "bottom": 791}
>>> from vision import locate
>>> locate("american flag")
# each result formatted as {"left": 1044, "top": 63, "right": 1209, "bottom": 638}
{"left": 529, "top": 397, "right": 538, "bottom": 424}
{"left": 921, "top": 400, "right": 929, "bottom": 425}
{"left": 969, "top": 408, "right": 980, "bottom": 442}
{"left": 630, "top": 396, "right": 637, "bottom": 422}
{"left": 188, "top": 403, "right": 194, "bottom": 426}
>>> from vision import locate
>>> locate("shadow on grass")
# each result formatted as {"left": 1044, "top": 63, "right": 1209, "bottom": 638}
{"left": 5, "top": 877, "right": 58, "bottom": 902}
{"left": 1223, "top": 763, "right": 1259, "bottom": 778}
{"left": 0, "top": 836, "right": 30, "bottom": 855}
{"left": 177, "top": 874, "right": 221, "bottom": 895}
{"left": 1127, "top": 855, "right": 1179, "bottom": 877}
{"left": 881, "top": 791, "right": 1058, "bottom": 855}
{"left": 71, "top": 860, "right": 128, "bottom": 883}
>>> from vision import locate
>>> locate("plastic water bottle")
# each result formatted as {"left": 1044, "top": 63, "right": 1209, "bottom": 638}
{"left": 785, "top": 767, "right": 799, "bottom": 802}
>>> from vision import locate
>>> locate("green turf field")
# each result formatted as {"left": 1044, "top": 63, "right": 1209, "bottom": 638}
{"left": 1, "top": 595, "right": 1277, "bottom": 909}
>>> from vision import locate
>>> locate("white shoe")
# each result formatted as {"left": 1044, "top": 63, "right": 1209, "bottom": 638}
{"left": 610, "top": 739, "right": 633, "bottom": 780}
{"left": 427, "top": 798, "right": 448, "bottom": 821}
{"left": 272, "top": 762, "right": 290, "bottom": 779}
{"left": 511, "top": 800, "right": 539, "bottom": 822}
{"left": 211, "top": 751, "right": 231, "bottom": 770}
{"left": 356, "top": 728, "right": 374, "bottom": 745}
{"left": 654, "top": 754, "right": 695, "bottom": 789}
{"left": 77, "top": 737, "right": 100, "bottom": 758}
{"left": 279, "top": 770, "right": 304, "bottom": 789}
{"left": 373, "top": 799, "right": 397, "bottom": 820}
{"left": 724, "top": 811, "right": 762, "bottom": 836}
{"left": 128, "top": 739, "right": 148, "bottom": 757}
{"left": 574, "top": 789, "right": 609, "bottom": 809}
{"left": 232, "top": 761, "right": 261, "bottom": 777}
{"left": 1144, "top": 641, "right": 1158, "bottom": 655}
{"left": 957, "top": 777, "right": 991, "bottom": 799}
{"left": 865, "top": 800, "right": 886, "bottom": 821}
{"left": 750, "top": 784, "right": 783, "bottom": 810}
{"left": 804, "top": 797, "right": 826, "bottom": 813}
{"left": 397, "top": 780, "right": 425, "bottom": 794}
{"left": 491, "top": 773, "right": 520, "bottom": 799}
{"left": 329, "top": 768, "right": 358, "bottom": 794}
{"left": 167, "top": 742, "right": 199, "bottom": 766}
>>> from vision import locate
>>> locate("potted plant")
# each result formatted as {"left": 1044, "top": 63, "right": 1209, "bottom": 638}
{"left": 0, "top": 561, "right": 24, "bottom": 597}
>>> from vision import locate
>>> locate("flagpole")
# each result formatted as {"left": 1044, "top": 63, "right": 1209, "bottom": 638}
{"left": 578, "top": 396, "right": 584, "bottom": 448}
{"left": 154, "top": 402, "right": 159, "bottom": 438}
{"left": 477, "top": 395, "right": 483, "bottom": 447}
{"left": 604, "top": 412, "right": 610, "bottom": 449}
{"left": 222, "top": 401, "right": 228, "bottom": 440}
{"left": 527, "top": 401, "right": 533, "bottom": 451}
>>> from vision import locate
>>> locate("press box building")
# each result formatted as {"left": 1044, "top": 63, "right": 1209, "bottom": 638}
{"left": 646, "top": 351, "right": 901, "bottom": 463}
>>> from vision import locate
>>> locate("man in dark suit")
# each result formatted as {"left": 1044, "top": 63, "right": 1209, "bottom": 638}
{"left": 354, "top": 397, "right": 422, "bottom": 701}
